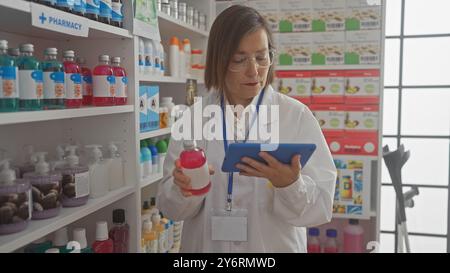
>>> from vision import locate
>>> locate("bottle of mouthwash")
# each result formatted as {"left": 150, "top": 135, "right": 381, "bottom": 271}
{"left": 42, "top": 48, "right": 65, "bottom": 110}
{"left": 0, "top": 40, "right": 19, "bottom": 112}
{"left": 18, "top": 44, "right": 43, "bottom": 111}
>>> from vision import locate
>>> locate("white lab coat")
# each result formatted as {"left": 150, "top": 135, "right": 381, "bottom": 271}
{"left": 156, "top": 85, "right": 337, "bottom": 253}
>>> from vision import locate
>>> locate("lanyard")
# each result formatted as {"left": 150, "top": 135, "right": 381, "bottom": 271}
{"left": 221, "top": 88, "right": 265, "bottom": 211}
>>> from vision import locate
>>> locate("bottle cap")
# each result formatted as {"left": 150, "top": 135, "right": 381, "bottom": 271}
{"left": 0, "top": 40, "right": 8, "bottom": 50}
{"left": 349, "top": 219, "right": 359, "bottom": 225}
{"left": 53, "top": 227, "right": 69, "bottom": 247}
{"left": 107, "top": 142, "right": 120, "bottom": 158}
{"left": 20, "top": 44, "right": 34, "bottom": 53}
{"left": 143, "top": 201, "right": 150, "bottom": 210}
{"left": 95, "top": 221, "right": 109, "bottom": 241}
{"left": 326, "top": 229, "right": 337, "bottom": 238}
{"left": 183, "top": 38, "right": 190, "bottom": 45}
{"left": 156, "top": 139, "right": 168, "bottom": 153}
{"left": 7, "top": 48, "right": 19, "bottom": 57}
{"left": 44, "top": 48, "right": 58, "bottom": 56}
{"left": 150, "top": 197, "right": 156, "bottom": 206}
{"left": 170, "top": 37, "right": 179, "bottom": 46}
{"left": 99, "top": 54, "right": 110, "bottom": 62}
{"left": 112, "top": 57, "right": 121, "bottom": 64}
{"left": 65, "top": 146, "right": 79, "bottom": 167}
{"left": 308, "top": 228, "right": 319, "bottom": 237}
{"left": 0, "top": 159, "right": 16, "bottom": 185}
{"left": 113, "top": 209, "right": 126, "bottom": 224}
{"left": 191, "top": 49, "right": 202, "bottom": 54}
{"left": 182, "top": 140, "right": 196, "bottom": 150}
{"left": 73, "top": 228, "right": 88, "bottom": 249}
{"left": 63, "top": 50, "right": 75, "bottom": 58}
{"left": 33, "top": 152, "right": 50, "bottom": 175}
{"left": 85, "top": 145, "right": 103, "bottom": 163}
{"left": 45, "top": 248, "right": 60, "bottom": 253}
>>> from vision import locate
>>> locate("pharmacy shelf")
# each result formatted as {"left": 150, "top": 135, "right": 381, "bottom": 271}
{"left": 0, "top": 186, "right": 135, "bottom": 253}
{"left": 275, "top": 65, "right": 381, "bottom": 71}
{"left": 157, "top": 11, "right": 209, "bottom": 39}
{"left": 0, "top": 0, "right": 132, "bottom": 40}
{"left": 139, "top": 127, "right": 171, "bottom": 140}
{"left": 139, "top": 74, "right": 204, "bottom": 84}
{"left": 140, "top": 173, "right": 164, "bottom": 188}
{"left": 0, "top": 105, "right": 134, "bottom": 126}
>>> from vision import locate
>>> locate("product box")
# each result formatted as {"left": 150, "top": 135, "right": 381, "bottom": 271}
{"left": 275, "top": 71, "right": 312, "bottom": 104}
{"left": 279, "top": 0, "right": 313, "bottom": 33}
{"left": 311, "top": 70, "right": 345, "bottom": 104}
{"left": 345, "top": 30, "right": 381, "bottom": 65}
{"left": 345, "top": 70, "right": 380, "bottom": 104}
{"left": 312, "top": 0, "right": 346, "bottom": 32}
{"left": 310, "top": 104, "right": 345, "bottom": 136}
{"left": 332, "top": 154, "right": 371, "bottom": 218}
{"left": 139, "top": 85, "right": 148, "bottom": 132}
{"left": 247, "top": 0, "right": 279, "bottom": 33}
{"left": 147, "top": 85, "right": 160, "bottom": 131}
{"left": 312, "top": 32, "right": 345, "bottom": 65}
{"left": 345, "top": 0, "right": 382, "bottom": 31}
{"left": 344, "top": 105, "right": 379, "bottom": 135}
{"left": 325, "top": 133, "right": 378, "bottom": 156}
{"left": 276, "top": 33, "right": 312, "bottom": 66}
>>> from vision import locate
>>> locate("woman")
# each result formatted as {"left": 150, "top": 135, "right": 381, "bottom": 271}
{"left": 157, "top": 5, "right": 337, "bottom": 252}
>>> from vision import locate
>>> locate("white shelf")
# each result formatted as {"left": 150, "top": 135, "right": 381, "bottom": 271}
{"left": 0, "top": 105, "right": 134, "bottom": 126}
{"left": 0, "top": 186, "right": 135, "bottom": 253}
{"left": 0, "top": 0, "right": 132, "bottom": 40}
{"left": 141, "top": 173, "right": 164, "bottom": 188}
{"left": 140, "top": 127, "right": 171, "bottom": 140}
{"left": 157, "top": 11, "right": 209, "bottom": 39}
{"left": 275, "top": 65, "right": 381, "bottom": 71}
{"left": 139, "top": 74, "right": 204, "bottom": 84}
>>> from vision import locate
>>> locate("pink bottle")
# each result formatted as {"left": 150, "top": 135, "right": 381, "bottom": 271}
{"left": 92, "top": 221, "right": 114, "bottom": 253}
{"left": 63, "top": 50, "right": 82, "bottom": 108}
{"left": 108, "top": 209, "right": 129, "bottom": 253}
{"left": 323, "top": 229, "right": 339, "bottom": 253}
{"left": 179, "top": 141, "right": 211, "bottom": 195}
{"left": 93, "top": 55, "right": 115, "bottom": 106}
{"left": 343, "top": 219, "right": 364, "bottom": 253}
{"left": 77, "top": 57, "right": 93, "bottom": 106}
{"left": 307, "top": 228, "right": 321, "bottom": 253}
{"left": 111, "top": 57, "right": 128, "bottom": 105}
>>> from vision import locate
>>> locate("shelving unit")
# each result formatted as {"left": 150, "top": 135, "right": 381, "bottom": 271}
{"left": 141, "top": 173, "right": 164, "bottom": 189}
{"left": 140, "top": 127, "right": 171, "bottom": 140}
{"left": 139, "top": 74, "right": 204, "bottom": 84}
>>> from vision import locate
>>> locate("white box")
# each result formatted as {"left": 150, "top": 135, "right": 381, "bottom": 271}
{"left": 276, "top": 33, "right": 312, "bottom": 66}
{"left": 312, "top": 32, "right": 345, "bottom": 65}
{"left": 345, "top": 0, "right": 382, "bottom": 31}
{"left": 345, "top": 30, "right": 381, "bottom": 64}
{"left": 247, "top": 0, "right": 279, "bottom": 33}
{"left": 279, "top": 0, "right": 313, "bottom": 33}
{"left": 312, "top": 0, "right": 346, "bottom": 32}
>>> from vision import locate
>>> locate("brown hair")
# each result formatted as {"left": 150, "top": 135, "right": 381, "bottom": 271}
{"left": 204, "top": 5, "right": 275, "bottom": 92}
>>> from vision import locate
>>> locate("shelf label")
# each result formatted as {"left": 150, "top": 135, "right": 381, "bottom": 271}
{"left": 31, "top": 3, "right": 89, "bottom": 37}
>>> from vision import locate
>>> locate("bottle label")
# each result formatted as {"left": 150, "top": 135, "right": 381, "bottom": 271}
{"left": 183, "top": 162, "right": 210, "bottom": 190}
{"left": 115, "top": 76, "right": 128, "bottom": 98}
{"left": 19, "top": 70, "right": 43, "bottom": 99}
{"left": 139, "top": 54, "right": 144, "bottom": 67}
{"left": 75, "top": 171, "right": 90, "bottom": 198}
{"left": 73, "top": 0, "right": 86, "bottom": 13}
{"left": 65, "top": 73, "right": 82, "bottom": 99}
{"left": 99, "top": 0, "right": 112, "bottom": 18}
{"left": 154, "top": 56, "right": 160, "bottom": 69}
{"left": 0, "top": 66, "right": 19, "bottom": 99}
{"left": 44, "top": 72, "right": 65, "bottom": 99}
{"left": 86, "top": 0, "right": 100, "bottom": 15}
{"left": 146, "top": 239, "right": 158, "bottom": 253}
{"left": 82, "top": 74, "right": 93, "bottom": 96}
{"left": 93, "top": 75, "right": 115, "bottom": 97}
{"left": 57, "top": 0, "right": 74, "bottom": 8}
{"left": 111, "top": 2, "right": 123, "bottom": 22}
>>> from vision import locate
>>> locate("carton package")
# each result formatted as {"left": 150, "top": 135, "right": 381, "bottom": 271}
{"left": 312, "top": 0, "right": 346, "bottom": 32}
{"left": 279, "top": 0, "right": 313, "bottom": 33}
{"left": 310, "top": 104, "right": 346, "bottom": 136}
{"left": 311, "top": 70, "right": 345, "bottom": 104}
{"left": 248, "top": 0, "right": 279, "bottom": 33}
{"left": 275, "top": 71, "right": 312, "bottom": 104}
{"left": 345, "top": 0, "right": 382, "bottom": 31}
{"left": 345, "top": 69, "right": 380, "bottom": 104}
{"left": 139, "top": 86, "right": 148, "bottom": 132}
{"left": 276, "top": 33, "right": 312, "bottom": 66}
{"left": 345, "top": 30, "right": 381, "bottom": 64}
{"left": 147, "top": 85, "right": 160, "bottom": 131}
{"left": 344, "top": 105, "right": 379, "bottom": 135}
{"left": 312, "top": 32, "right": 345, "bottom": 65}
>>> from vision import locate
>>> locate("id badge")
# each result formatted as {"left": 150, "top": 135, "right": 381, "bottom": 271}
{"left": 211, "top": 208, "right": 248, "bottom": 242}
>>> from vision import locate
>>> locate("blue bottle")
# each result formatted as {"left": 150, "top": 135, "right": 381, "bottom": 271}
{"left": 147, "top": 139, "right": 158, "bottom": 175}
{"left": 56, "top": 0, "right": 74, "bottom": 13}
{"left": 0, "top": 40, "right": 19, "bottom": 112}
{"left": 41, "top": 48, "right": 65, "bottom": 110}
{"left": 111, "top": 0, "right": 123, "bottom": 28}
{"left": 86, "top": 0, "right": 100, "bottom": 21}
{"left": 17, "top": 44, "right": 43, "bottom": 111}
{"left": 73, "top": 0, "right": 86, "bottom": 16}
{"left": 99, "top": 0, "right": 112, "bottom": 25}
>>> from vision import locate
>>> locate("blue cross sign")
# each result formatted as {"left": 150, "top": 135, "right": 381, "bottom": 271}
{"left": 39, "top": 12, "right": 47, "bottom": 24}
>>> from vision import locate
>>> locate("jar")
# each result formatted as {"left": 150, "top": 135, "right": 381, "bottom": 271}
{"left": 0, "top": 179, "right": 31, "bottom": 235}
{"left": 178, "top": 2, "right": 187, "bottom": 22}
{"left": 57, "top": 165, "right": 90, "bottom": 207}
{"left": 169, "top": 0, "right": 178, "bottom": 19}
{"left": 23, "top": 171, "right": 62, "bottom": 219}
{"left": 187, "top": 6, "right": 194, "bottom": 25}
{"left": 160, "top": 97, "right": 175, "bottom": 126}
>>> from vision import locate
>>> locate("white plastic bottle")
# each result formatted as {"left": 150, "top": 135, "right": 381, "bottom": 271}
{"left": 85, "top": 144, "right": 109, "bottom": 198}
{"left": 179, "top": 42, "right": 185, "bottom": 78}
{"left": 183, "top": 39, "right": 191, "bottom": 77}
{"left": 107, "top": 141, "right": 124, "bottom": 190}
{"left": 144, "top": 39, "right": 153, "bottom": 75}
{"left": 151, "top": 40, "right": 160, "bottom": 76}
{"left": 159, "top": 41, "right": 166, "bottom": 76}
{"left": 138, "top": 38, "right": 145, "bottom": 74}
{"left": 169, "top": 37, "right": 179, "bottom": 77}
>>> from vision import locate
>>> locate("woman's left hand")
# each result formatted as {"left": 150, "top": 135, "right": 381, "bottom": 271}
{"left": 236, "top": 152, "right": 301, "bottom": 188}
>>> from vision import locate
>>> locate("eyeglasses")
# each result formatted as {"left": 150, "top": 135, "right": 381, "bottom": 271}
{"left": 228, "top": 50, "right": 275, "bottom": 72}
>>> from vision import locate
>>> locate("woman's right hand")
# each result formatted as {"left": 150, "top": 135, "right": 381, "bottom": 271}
{"left": 173, "top": 159, "right": 215, "bottom": 197}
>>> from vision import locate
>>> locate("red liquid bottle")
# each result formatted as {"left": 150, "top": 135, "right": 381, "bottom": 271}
{"left": 77, "top": 57, "right": 93, "bottom": 106}
{"left": 93, "top": 55, "right": 115, "bottom": 106}
{"left": 92, "top": 221, "right": 114, "bottom": 253}
{"left": 307, "top": 228, "right": 321, "bottom": 253}
{"left": 179, "top": 141, "right": 211, "bottom": 196}
{"left": 63, "top": 50, "right": 82, "bottom": 108}
{"left": 111, "top": 57, "right": 127, "bottom": 105}
{"left": 108, "top": 209, "right": 129, "bottom": 253}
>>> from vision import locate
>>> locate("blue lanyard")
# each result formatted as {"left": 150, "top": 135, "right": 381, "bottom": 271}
{"left": 221, "top": 89, "right": 265, "bottom": 211}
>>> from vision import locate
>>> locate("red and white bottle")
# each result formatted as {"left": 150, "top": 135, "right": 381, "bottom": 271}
{"left": 323, "top": 229, "right": 339, "bottom": 253}
{"left": 307, "top": 228, "right": 321, "bottom": 253}
{"left": 92, "top": 221, "right": 114, "bottom": 253}
{"left": 77, "top": 57, "right": 93, "bottom": 106}
{"left": 343, "top": 219, "right": 364, "bottom": 253}
{"left": 111, "top": 57, "right": 127, "bottom": 105}
{"left": 179, "top": 141, "right": 211, "bottom": 195}
{"left": 93, "top": 55, "right": 115, "bottom": 106}
{"left": 63, "top": 50, "right": 82, "bottom": 108}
